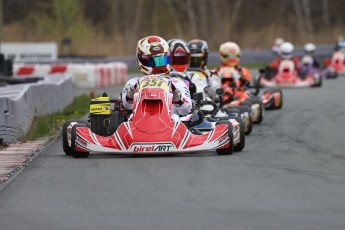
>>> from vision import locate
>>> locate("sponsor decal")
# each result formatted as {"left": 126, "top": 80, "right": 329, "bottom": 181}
{"left": 90, "top": 107, "right": 103, "bottom": 111}
{"left": 218, "top": 135, "right": 229, "bottom": 145}
{"left": 131, "top": 143, "right": 174, "bottom": 152}
{"left": 77, "top": 136, "right": 87, "bottom": 147}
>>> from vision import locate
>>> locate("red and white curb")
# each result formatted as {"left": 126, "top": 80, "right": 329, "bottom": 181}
{"left": 0, "top": 140, "right": 47, "bottom": 183}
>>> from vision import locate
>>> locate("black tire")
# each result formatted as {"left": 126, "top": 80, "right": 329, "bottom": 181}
{"left": 106, "top": 111, "right": 124, "bottom": 135}
{"left": 240, "top": 99, "right": 252, "bottom": 107}
{"left": 223, "top": 108, "right": 241, "bottom": 117}
{"left": 250, "top": 97, "right": 263, "bottom": 124}
{"left": 62, "top": 119, "right": 88, "bottom": 155}
{"left": 317, "top": 75, "right": 322, "bottom": 87}
{"left": 233, "top": 117, "right": 245, "bottom": 152}
{"left": 277, "top": 89, "right": 283, "bottom": 109}
{"left": 228, "top": 106, "right": 252, "bottom": 135}
{"left": 265, "top": 88, "right": 283, "bottom": 110}
{"left": 71, "top": 124, "right": 90, "bottom": 158}
{"left": 244, "top": 112, "right": 253, "bottom": 135}
{"left": 215, "top": 120, "right": 234, "bottom": 155}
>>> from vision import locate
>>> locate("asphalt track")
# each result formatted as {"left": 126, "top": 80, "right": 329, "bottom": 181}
{"left": 1, "top": 77, "right": 345, "bottom": 230}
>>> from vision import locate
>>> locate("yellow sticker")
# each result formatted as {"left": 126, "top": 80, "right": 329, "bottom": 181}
{"left": 139, "top": 79, "right": 168, "bottom": 91}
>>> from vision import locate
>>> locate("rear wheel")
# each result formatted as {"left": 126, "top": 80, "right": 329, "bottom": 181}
{"left": 62, "top": 120, "right": 88, "bottom": 155}
{"left": 250, "top": 97, "right": 263, "bottom": 124}
{"left": 223, "top": 108, "right": 241, "bottom": 117}
{"left": 215, "top": 120, "right": 234, "bottom": 155}
{"left": 265, "top": 88, "right": 283, "bottom": 110}
{"left": 276, "top": 89, "right": 283, "bottom": 109}
{"left": 233, "top": 117, "right": 245, "bottom": 152}
{"left": 229, "top": 106, "right": 252, "bottom": 135}
{"left": 71, "top": 124, "right": 90, "bottom": 158}
{"left": 106, "top": 111, "right": 124, "bottom": 135}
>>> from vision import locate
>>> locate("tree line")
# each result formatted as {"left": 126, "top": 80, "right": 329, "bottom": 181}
{"left": 2, "top": 0, "right": 344, "bottom": 55}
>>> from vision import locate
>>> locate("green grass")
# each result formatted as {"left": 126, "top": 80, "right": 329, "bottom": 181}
{"left": 21, "top": 94, "right": 90, "bottom": 141}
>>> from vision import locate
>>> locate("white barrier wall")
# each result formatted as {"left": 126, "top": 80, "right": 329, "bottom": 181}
{"left": 13, "top": 62, "right": 127, "bottom": 88}
{"left": 0, "top": 74, "right": 74, "bottom": 143}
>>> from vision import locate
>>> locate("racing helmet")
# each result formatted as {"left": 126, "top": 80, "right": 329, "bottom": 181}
{"left": 303, "top": 43, "right": 316, "bottom": 54}
{"left": 337, "top": 39, "right": 345, "bottom": 51}
{"left": 219, "top": 42, "right": 241, "bottom": 66}
{"left": 279, "top": 42, "right": 294, "bottom": 59}
{"left": 187, "top": 39, "right": 209, "bottom": 68}
{"left": 274, "top": 38, "right": 284, "bottom": 46}
{"left": 168, "top": 39, "right": 190, "bottom": 72}
{"left": 136, "top": 35, "right": 170, "bottom": 75}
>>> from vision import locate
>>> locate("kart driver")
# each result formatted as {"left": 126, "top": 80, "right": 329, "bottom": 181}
{"left": 268, "top": 41, "right": 301, "bottom": 73}
{"left": 213, "top": 42, "right": 252, "bottom": 89}
{"left": 121, "top": 35, "right": 192, "bottom": 120}
{"left": 302, "top": 43, "right": 320, "bottom": 68}
{"left": 167, "top": 38, "right": 193, "bottom": 87}
{"left": 272, "top": 37, "right": 284, "bottom": 57}
{"left": 186, "top": 39, "right": 220, "bottom": 100}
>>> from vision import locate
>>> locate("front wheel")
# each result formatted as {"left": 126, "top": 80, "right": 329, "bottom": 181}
{"left": 233, "top": 117, "right": 245, "bottom": 152}
{"left": 71, "top": 124, "right": 90, "bottom": 158}
{"left": 62, "top": 119, "right": 88, "bottom": 155}
{"left": 215, "top": 120, "right": 234, "bottom": 155}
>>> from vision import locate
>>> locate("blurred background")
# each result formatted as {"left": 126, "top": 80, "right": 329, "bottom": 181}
{"left": 1, "top": 0, "right": 345, "bottom": 56}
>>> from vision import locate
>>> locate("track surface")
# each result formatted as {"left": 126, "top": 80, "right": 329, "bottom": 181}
{"left": 1, "top": 77, "right": 345, "bottom": 230}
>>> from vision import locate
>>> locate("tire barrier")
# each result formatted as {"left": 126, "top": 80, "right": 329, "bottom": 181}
{"left": 13, "top": 62, "right": 127, "bottom": 88}
{"left": 0, "top": 74, "right": 74, "bottom": 144}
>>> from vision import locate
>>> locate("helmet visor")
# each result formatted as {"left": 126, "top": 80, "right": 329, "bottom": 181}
{"left": 190, "top": 56, "right": 204, "bottom": 64}
{"left": 221, "top": 53, "right": 239, "bottom": 58}
{"left": 139, "top": 55, "right": 170, "bottom": 67}
{"left": 171, "top": 55, "right": 190, "bottom": 65}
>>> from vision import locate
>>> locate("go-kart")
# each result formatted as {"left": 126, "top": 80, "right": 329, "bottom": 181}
{"left": 181, "top": 89, "right": 245, "bottom": 151}
{"left": 258, "top": 59, "right": 321, "bottom": 88}
{"left": 62, "top": 75, "right": 234, "bottom": 158}
{"left": 184, "top": 68, "right": 252, "bottom": 136}
{"left": 220, "top": 76, "right": 263, "bottom": 125}
{"left": 330, "top": 51, "right": 345, "bottom": 75}
{"left": 301, "top": 55, "right": 337, "bottom": 80}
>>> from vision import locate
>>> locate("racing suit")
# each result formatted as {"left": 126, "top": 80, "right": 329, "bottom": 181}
{"left": 214, "top": 65, "right": 251, "bottom": 89}
{"left": 187, "top": 67, "right": 220, "bottom": 101}
{"left": 121, "top": 75, "right": 192, "bottom": 120}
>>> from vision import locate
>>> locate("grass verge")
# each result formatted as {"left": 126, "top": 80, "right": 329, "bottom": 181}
{"left": 20, "top": 94, "right": 90, "bottom": 141}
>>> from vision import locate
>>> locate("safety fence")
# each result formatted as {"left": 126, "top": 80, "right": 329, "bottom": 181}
{"left": 13, "top": 62, "right": 128, "bottom": 88}
{"left": 0, "top": 74, "right": 74, "bottom": 143}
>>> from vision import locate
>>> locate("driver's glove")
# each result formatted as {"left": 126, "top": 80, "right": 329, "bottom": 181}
{"left": 172, "top": 89, "right": 183, "bottom": 106}
{"left": 126, "top": 85, "right": 136, "bottom": 103}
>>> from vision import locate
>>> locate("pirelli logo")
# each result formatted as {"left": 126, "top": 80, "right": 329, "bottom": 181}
{"left": 130, "top": 143, "right": 175, "bottom": 153}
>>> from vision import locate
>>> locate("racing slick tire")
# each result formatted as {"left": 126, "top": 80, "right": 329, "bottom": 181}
{"left": 62, "top": 119, "right": 88, "bottom": 155}
{"left": 223, "top": 108, "right": 241, "bottom": 117}
{"left": 250, "top": 97, "right": 263, "bottom": 124}
{"left": 233, "top": 117, "right": 245, "bottom": 152}
{"left": 311, "top": 75, "right": 322, "bottom": 87}
{"left": 265, "top": 88, "right": 283, "bottom": 110}
{"left": 71, "top": 124, "right": 90, "bottom": 158}
{"left": 229, "top": 106, "right": 252, "bottom": 135}
{"left": 276, "top": 89, "right": 283, "bottom": 109}
{"left": 215, "top": 120, "right": 234, "bottom": 155}
{"left": 106, "top": 111, "right": 124, "bottom": 135}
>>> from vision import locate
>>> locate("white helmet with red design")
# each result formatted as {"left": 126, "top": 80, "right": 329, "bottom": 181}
{"left": 219, "top": 42, "right": 241, "bottom": 67}
{"left": 136, "top": 35, "right": 171, "bottom": 75}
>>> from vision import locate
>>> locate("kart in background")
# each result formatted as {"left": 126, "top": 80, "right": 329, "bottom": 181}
{"left": 330, "top": 51, "right": 345, "bottom": 75}
{"left": 301, "top": 55, "right": 337, "bottom": 80}
{"left": 220, "top": 75, "right": 264, "bottom": 125}
{"left": 257, "top": 59, "right": 321, "bottom": 88}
